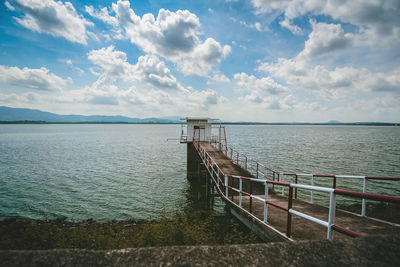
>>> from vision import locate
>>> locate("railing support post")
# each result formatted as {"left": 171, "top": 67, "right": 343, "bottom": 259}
{"left": 256, "top": 163, "right": 259, "bottom": 179}
{"left": 272, "top": 173, "right": 275, "bottom": 191}
{"left": 239, "top": 178, "right": 242, "bottom": 207}
{"left": 217, "top": 168, "right": 220, "bottom": 186}
{"left": 295, "top": 175, "right": 298, "bottom": 199}
{"left": 249, "top": 180, "right": 253, "bottom": 213}
{"left": 225, "top": 175, "right": 228, "bottom": 197}
{"left": 231, "top": 176, "right": 234, "bottom": 201}
{"left": 327, "top": 191, "right": 336, "bottom": 240}
{"left": 281, "top": 173, "right": 285, "bottom": 196}
{"left": 287, "top": 187, "right": 293, "bottom": 237}
{"left": 311, "top": 175, "right": 315, "bottom": 204}
{"left": 362, "top": 177, "right": 367, "bottom": 216}
{"left": 264, "top": 182, "right": 268, "bottom": 223}
{"left": 245, "top": 156, "right": 247, "bottom": 170}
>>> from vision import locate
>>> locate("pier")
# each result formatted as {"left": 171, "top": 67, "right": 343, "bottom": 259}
{"left": 181, "top": 118, "right": 400, "bottom": 242}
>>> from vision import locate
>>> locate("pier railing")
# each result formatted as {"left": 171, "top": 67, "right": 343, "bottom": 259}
{"left": 210, "top": 141, "right": 400, "bottom": 217}
{"left": 227, "top": 174, "right": 400, "bottom": 240}
{"left": 195, "top": 140, "right": 400, "bottom": 240}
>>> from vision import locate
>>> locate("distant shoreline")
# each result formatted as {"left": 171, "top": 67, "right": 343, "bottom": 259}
{"left": 0, "top": 121, "right": 398, "bottom": 126}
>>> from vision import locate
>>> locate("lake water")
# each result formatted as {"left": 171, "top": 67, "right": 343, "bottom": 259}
{"left": 0, "top": 124, "right": 399, "bottom": 221}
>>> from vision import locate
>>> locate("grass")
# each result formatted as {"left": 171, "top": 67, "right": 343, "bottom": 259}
{"left": 0, "top": 211, "right": 261, "bottom": 250}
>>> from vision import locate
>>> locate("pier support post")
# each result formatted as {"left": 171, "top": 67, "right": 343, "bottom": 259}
{"left": 187, "top": 143, "right": 200, "bottom": 180}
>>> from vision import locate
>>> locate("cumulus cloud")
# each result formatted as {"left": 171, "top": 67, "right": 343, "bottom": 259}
{"left": 234, "top": 72, "right": 290, "bottom": 95}
{"left": 252, "top": 0, "right": 400, "bottom": 44}
{"left": 259, "top": 58, "right": 366, "bottom": 101}
{"left": 255, "top": 14, "right": 400, "bottom": 103}
{"left": 86, "top": 1, "right": 230, "bottom": 76}
{"left": 259, "top": 55, "right": 400, "bottom": 102}
{"left": 299, "top": 21, "right": 353, "bottom": 58}
{"left": 0, "top": 65, "right": 70, "bottom": 91}
{"left": 88, "top": 46, "right": 131, "bottom": 81}
{"left": 85, "top": 5, "right": 119, "bottom": 27}
{"left": 279, "top": 17, "right": 302, "bottom": 35}
{"left": 87, "top": 46, "right": 185, "bottom": 91}
{"left": 207, "top": 74, "right": 230, "bottom": 84}
{"left": 84, "top": 45, "right": 225, "bottom": 111}
{"left": 9, "top": 0, "right": 94, "bottom": 45}
{"left": 232, "top": 72, "right": 293, "bottom": 110}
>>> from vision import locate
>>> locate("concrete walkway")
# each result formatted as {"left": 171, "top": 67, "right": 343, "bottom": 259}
{"left": 1, "top": 234, "right": 399, "bottom": 266}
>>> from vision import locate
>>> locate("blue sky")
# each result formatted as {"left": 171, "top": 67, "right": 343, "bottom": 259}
{"left": 0, "top": 0, "right": 399, "bottom": 122}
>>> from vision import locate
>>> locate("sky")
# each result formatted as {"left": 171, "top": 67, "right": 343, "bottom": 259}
{"left": 0, "top": 0, "right": 399, "bottom": 122}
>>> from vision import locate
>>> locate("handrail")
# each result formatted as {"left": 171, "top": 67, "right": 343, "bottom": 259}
{"left": 226, "top": 173, "right": 400, "bottom": 240}
{"left": 193, "top": 140, "right": 400, "bottom": 240}
{"left": 283, "top": 173, "right": 400, "bottom": 216}
{"left": 210, "top": 140, "right": 399, "bottom": 217}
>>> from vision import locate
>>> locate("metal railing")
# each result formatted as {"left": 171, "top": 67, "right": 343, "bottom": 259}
{"left": 226, "top": 174, "right": 400, "bottom": 240}
{"left": 281, "top": 173, "right": 400, "bottom": 217}
{"left": 211, "top": 140, "right": 400, "bottom": 217}
{"left": 194, "top": 139, "right": 400, "bottom": 240}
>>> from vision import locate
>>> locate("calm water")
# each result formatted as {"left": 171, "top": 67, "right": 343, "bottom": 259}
{"left": 0, "top": 124, "right": 399, "bottom": 221}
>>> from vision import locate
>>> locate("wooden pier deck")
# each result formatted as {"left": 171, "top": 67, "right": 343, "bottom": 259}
{"left": 197, "top": 141, "right": 400, "bottom": 241}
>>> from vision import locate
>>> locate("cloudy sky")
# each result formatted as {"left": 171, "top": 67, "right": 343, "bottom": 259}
{"left": 1, "top": 0, "right": 399, "bottom": 122}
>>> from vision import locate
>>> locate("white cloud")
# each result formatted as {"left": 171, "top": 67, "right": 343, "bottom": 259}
{"left": 11, "top": 0, "right": 94, "bottom": 45}
{"left": 234, "top": 72, "right": 290, "bottom": 95}
{"left": 87, "top": 46, "right": 185, "bottom": 91}
{"left": 0, "top": 65, "right": 70, "bottom": 91}
{"left": 232, "top": 72, "right": 294, "bottom": 110}
{"left": 5, "top": 1, "right": 15, "bottom": 11}
{"left": 84, "top": 46, "right": 224, "bottom": 112}
{"left": 299, "top": 20, "right": 353, "bottom": 59}
{"left": 86, "top": 1, "right": 231, "bottom": 76}
{"left": 259, "top": 58, "right": 365, "bottom": 101}
{"left": 259, "top": 55, "right": 400, "bottom": 102}
{"left": 88, "top": 46, "right": 131, "bottom": 81}
{"left": 256, "top": 15, "right": 400, "bottom": 102}
{"left": 239, "top": 20, "right": 264, "bottom": 32}
{"left": 135, "top": 54, "right": 185, "bottom": 91}
{"left": 85, "top": 5, "right": 119, "bottom": 26}
{"left": 252, "top": 0, "right": 400, "bottom": 45}
{"left": 179, "top": 89, "right": 222, "bottom": 111}
{"left": 59, "top": 59, "right": 85, "bottom": 76}
{"left": 279, "top": 17, "right": 302, "bottom": 35}
{"left": 208, "top": 74, "right": 230, "bottom": 84}
{"left": 178, "top": 38, "right": 231, "bottom": 76}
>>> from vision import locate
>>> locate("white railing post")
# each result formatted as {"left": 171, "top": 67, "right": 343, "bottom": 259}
{"left": 217, "top": 168, "right": 220, "bottom": 186}
{"left": 239, "top": 178, "right": 243, "bottom": 207}
{"left": 362, "top": 177, "right": 367, "bottom": 216}
{"left": 225, "top": 175, "right": 228, "bottom": 197}
{"left": 281, "top": 173, "right": 285, "bottom": 196}
{"left": 311, "top": 175, "right": 314, "bottom": 204}
{"left": 264, "top": 182, "right": 268, "bottom": 223}
{"left": 327, "top": 191, "right": 336, "bottom": 240}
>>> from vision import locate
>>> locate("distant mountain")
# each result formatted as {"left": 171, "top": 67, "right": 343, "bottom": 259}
{"left": 0, "top": 106, "right": 181, "bottom": 123}
{"left": 327, "top": 120, "right": 341, "bottom": 124}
